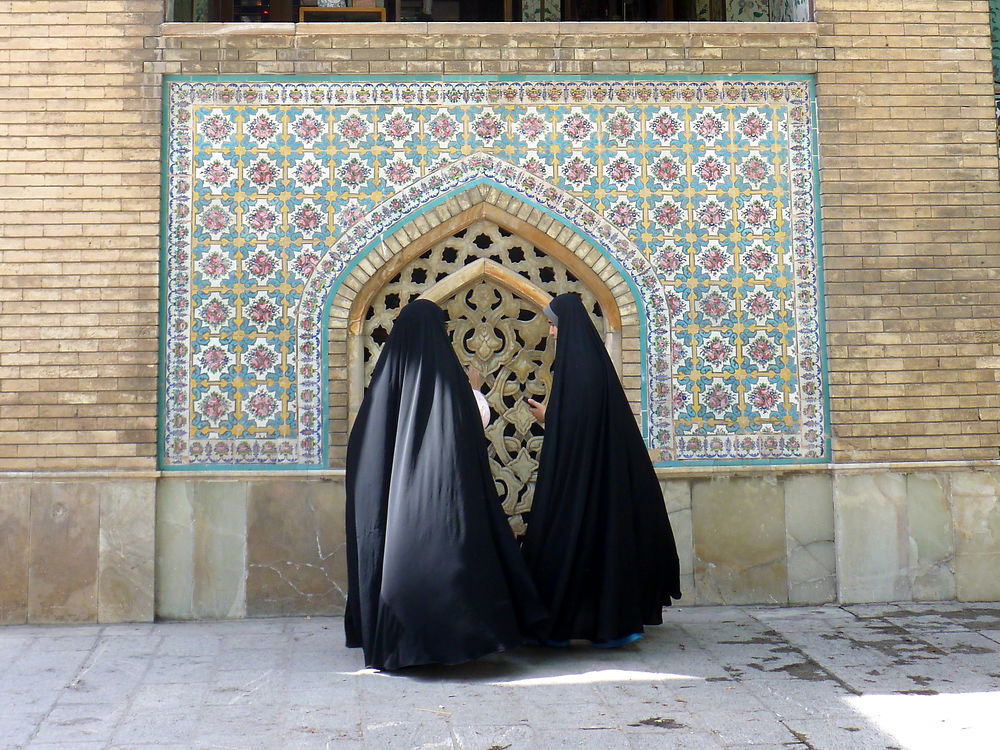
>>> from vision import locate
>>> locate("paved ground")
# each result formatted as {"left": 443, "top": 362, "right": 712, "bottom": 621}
{"left": 3, "top": 603, "right": 1000, "bottom": 750}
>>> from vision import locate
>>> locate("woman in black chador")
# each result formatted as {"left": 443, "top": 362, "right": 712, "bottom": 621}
{"left": 522, "top": 292, "right": 681, "bottom": 647}
{"left": 345, "top": 299, "right": 547, "bottom": 671}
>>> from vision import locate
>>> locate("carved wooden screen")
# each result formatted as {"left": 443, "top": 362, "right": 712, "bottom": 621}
{"left": 361, "top": 219, "right": 604, "bottom": 533}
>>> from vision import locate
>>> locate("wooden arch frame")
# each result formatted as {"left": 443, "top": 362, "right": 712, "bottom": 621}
{"left": 418, "top": 258, "right": 553, "bottom": 310}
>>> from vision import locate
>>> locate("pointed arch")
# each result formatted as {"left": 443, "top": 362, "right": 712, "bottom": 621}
{"left": 295, "top": 156, "right": 675, "bottom": 467}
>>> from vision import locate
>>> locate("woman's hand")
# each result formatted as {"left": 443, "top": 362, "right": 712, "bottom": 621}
{"left": 526, "top": 398, "right": 546, "bottom": 424}
{"left": 466, "top": 365, "right": 483, "bottom": 390}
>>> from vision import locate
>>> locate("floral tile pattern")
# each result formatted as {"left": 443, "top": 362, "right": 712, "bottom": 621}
{"left": 162, "top": 77, "right": 825, "bottom": 468}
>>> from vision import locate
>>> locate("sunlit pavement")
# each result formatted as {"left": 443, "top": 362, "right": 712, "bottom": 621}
{"left": 3, "top": 603, "right": 1000, "bottom": 749}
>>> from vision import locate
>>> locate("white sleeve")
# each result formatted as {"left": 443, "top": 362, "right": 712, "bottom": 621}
{"left": 473, "top": 390, "right": 491, "bottom": 429}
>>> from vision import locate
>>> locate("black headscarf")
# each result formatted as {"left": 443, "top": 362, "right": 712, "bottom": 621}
{"left": 345, "top": 299, "right": 547, "bottom": 670}
{"left": 521, "top": 292, "right": 681, "bottom": 644}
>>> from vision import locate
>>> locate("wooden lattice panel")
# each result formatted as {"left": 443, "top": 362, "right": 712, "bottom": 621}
{"left": 361, "top": 220, "right": 604, "bottom": 532}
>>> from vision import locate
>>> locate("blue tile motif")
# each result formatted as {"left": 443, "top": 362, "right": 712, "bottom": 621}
{"left": 162, "top": 77, "right": 825, "bottom": 468}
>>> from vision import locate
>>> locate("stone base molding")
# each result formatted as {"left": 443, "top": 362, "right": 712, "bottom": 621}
{"left": 3, "top": 463, "right": 1000, "bottom": 623}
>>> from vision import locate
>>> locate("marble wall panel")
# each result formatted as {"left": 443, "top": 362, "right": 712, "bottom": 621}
{"left": 98, "top": 481, "right": 156, "bottom": 623}
{"left": 784, "top": 474, "right": 836, "bottom": 605}
{"left": 906, "top": 473, "right": 955, "bottom": 601}
{"left": 950, "top": 471, "right": 1000, "bottom": 602}
{"left": 0, "top": 482, "right": 31, "bottom": 624}
{"left": 692, "top": 476, "right": 787, "bottom": 605}
{"left": 835, "top": 473, "right": 910, "bottom": 604}
{"left": 156, "top": 480, "right": 248, "bottom": 619}
{"left": 246, "top": 479, "right": 347, "bottom": 617}
{"left": 661, "top": 480, "right": 694, "bottom": 606}
{"left": 155, "top": 479, "right": 196, "bottom": 618}
{"left": 27, "top": 483, "right": 100, "bottom": 624}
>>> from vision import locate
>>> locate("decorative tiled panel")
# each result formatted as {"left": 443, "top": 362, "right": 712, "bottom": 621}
{"left": 162, "top": 77, "right": 824, "bottom": 468}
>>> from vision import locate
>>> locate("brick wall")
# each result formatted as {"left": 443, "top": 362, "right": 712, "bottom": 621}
{"left": 1, "top": 6, "right": 999, "bottom": 469}
{"left": 814, "top": 0, "right": 1000, "bottom": 461}
{"left": 0, "top": 1, "right": 162, "bottom": 469}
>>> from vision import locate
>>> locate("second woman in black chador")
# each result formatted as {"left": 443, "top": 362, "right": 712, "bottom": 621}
{"left": 345, "top": 299, "right": 547, "bottom": 671}
{"left": 522, "top": 292, "right": 681, "bottom": 647}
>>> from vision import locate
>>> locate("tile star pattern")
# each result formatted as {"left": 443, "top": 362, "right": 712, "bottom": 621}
{"left": 162, "top": 77, "right": 825, "bottom": 468}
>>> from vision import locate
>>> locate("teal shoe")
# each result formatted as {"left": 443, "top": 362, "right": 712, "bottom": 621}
{"left": 591, "top": 633, "right": 642, "bottom": 649}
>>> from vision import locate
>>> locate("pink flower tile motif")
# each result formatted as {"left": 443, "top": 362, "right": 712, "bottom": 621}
{"left": 692, "top": 110, "right": 727, "bottom": 144}
{"left": 694, "top": 153, "right": 729, "bottom": 187}
{"left": 380, "top": 111, "right": 416, "bottom": 142}
{"left": 198, "top": 157, "right": 236, "bottom": 194}
{"left": 336, "top": 158, "right": 371, "bottom": 190}
{"left": 745, "top": 334, "right": 780, "bottom": 369}
{"left": 196, "top": 387, "right": 234, "bottom": 430}
{"left": 694, "top": 200, "right": 731, "bottom": 236}
{"left": 196, "top": 247, "right": 234, "bottom": 281}
{"left": 607, "top": 200, "right": 640, "bottom": 230}
{"left": 738, "top": 151, "right": 772, "bottom": 187}
{"left": 518, "top": 155, "right": 551, "bottom": 180}
{"left": 742, "top": 241, "right": 777, "bottom": 276}
{"left": 197, "top": 202, "right": 234, "bottom": 240}
{"left": 245, "top": 157, "right": 280, "bottom": 192}
{"left": 195, "top": 339, "right": 235, "bottom": 378}
{"left": 739, "top": 198, "right": 775, "bottom": 233}
{"left": 561, "top": 156, "right": 595, "bottom": 187}
{"left": 648, "top": 110, "right": 683, "bottom": 144}
{"left": 650, "top": 155, "right": 683, "bottom": 187}
{"left": 245, "top": 112, "right": 280, "bottom": 145}
{"left": 605, "top": 155, "right": 639, "bottom": 187}
{"left": 243, "top": 341, "right": 281, "bottom": 378}
{"left": 336, "top": 112, "right": 371, "bottom": 144}
{"left": 426, "top": 112, "right": 460, "bottom": 143}
{"left": 244, "top": 294, "right": 281, "bottom": 333}
{"left": 515, "top": 110, "right": 549, "bottom": 143}
{"left": 470, "top": 110, "right": 506, "bottom": 143}
{"left": 243, "top": 246, "right": 280, "bottom": 284}
{"left": 698, "top": 286, "right": 733, "bottom": 323}
{"left": 653, "top": 198, "right": 685, "bottom": 233}
{"left": 383, "top": 157, "right": 417, "bottom": 186}
{"left": 243, "top": 201, "right": 279, "bottom": 239}
{"left": 737, "top": 109, "right": 770, "bottom": 143}
{"left": 744, "top": 288, "right": 780, "bottom": 321}
{"left": 291, "top": 157, "right": 327, "bottom": 188}
{"left": 560, "top": 111, "right": 595, "bottom": 142}
{"left": 291, "top": 110, "right": 325, "bottom": 145}
{"left": 702, "top": 382, "right": 737, "bottom": 416}
{"left": 195, "top": 293, "right": 234, "bottom": 332}
{"left": 164, "top": 77, "right": 824, "bottom": 467}
{"left": 200, "top": 110, "right": 235, "bottom": 144}
{"left": 604, "top": 110, "right": 639, "bottom": 143}
{"left": 244, "top": 386, "right": 280, "bottom": 427}
{"left": 697, "top": 240, "right": 732, "bottom": 279}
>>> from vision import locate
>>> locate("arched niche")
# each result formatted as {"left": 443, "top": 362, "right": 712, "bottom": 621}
{"left": 325, "top": 186, "right": 643, "bottom": 474}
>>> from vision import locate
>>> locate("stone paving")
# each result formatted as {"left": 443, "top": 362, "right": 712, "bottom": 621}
{"left": 3, "top": 603, "right": 1000, "bottom": 749}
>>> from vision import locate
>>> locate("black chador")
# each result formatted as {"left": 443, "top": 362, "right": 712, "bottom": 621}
{"left": 345, "top": 299, "right": 547, "bottom": 670}
{"left": 521, "top": 292, "right": 681, "bottom": 646}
